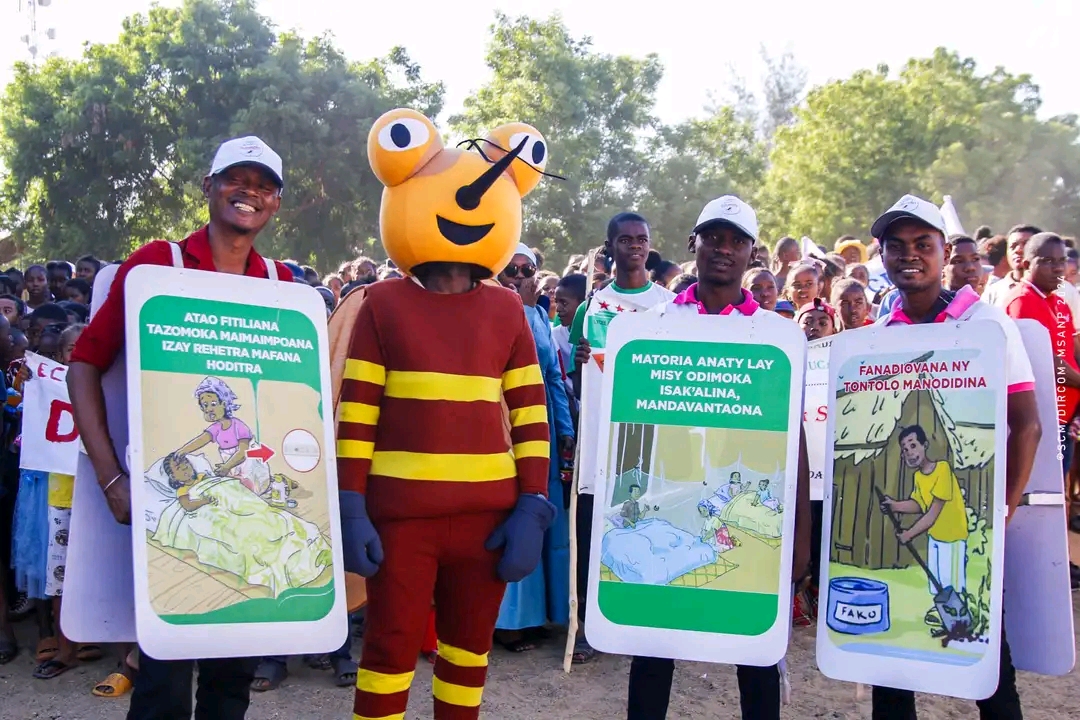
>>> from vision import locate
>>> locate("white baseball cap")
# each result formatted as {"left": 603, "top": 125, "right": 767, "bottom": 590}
{"left": 693, "top": 195, "right": 759, "bottom": 241}
{"left": 870, "top": 194, "right": 946, "bottom": 239}
{"left": 208, "top": 136, "right": 284, "bottom": 188}
{"left": 513, "top": 243, "right": 538, "bottom": 265}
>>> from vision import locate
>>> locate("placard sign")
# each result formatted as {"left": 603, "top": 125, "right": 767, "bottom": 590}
{"left": 817, "top": 321, "right": 1007, "bottom": 700}
{"left": 61, "top": 264, "right": 137, "bottom": 643}
{"left": 20, "top": 352, "right": 79, "bottom": 475}
{"left": 585, "top": 310, "right": 805, "bottom": 666}
{"left": 124, "top": 264, "right": 346, "bottom": 660}
{"left": 1004, "top": 320, "right": 1074, "bottom": 675}
{"left": 804, "top": 338, "right": 831, "bottom": 501}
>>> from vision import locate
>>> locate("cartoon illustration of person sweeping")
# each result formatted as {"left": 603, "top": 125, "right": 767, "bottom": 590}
{"left": 880, "top": 424, "right": 971, "bottom": 625}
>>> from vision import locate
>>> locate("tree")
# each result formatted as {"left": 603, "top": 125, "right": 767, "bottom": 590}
{"left": 760, "top": 48, "right": 1078, "bottom": 243}
{"left": 451, "top": 13, "right": 661, "bottom": 261}
{"left": 0, "top": 0, "right": 443, "bottom": 266}
{"left": 637, "top": 107, "right": 766, "bottom": 256}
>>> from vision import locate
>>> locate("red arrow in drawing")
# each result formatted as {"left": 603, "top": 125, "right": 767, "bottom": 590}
{"left": 247, "top": 444, "right": 276, "bottom": 462}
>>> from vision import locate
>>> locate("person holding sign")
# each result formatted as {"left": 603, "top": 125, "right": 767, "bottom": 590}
{"left": 867, "top": 194, "right": 1040, "bottom": 720}
{"left": 625, "top": 195, "right": 811, "bottom": 720}
{"left": 67, "top": 136, "right": 291, "bottom": 720}
{"left": 569, "top": 212, "right": 674, "bottom": 664}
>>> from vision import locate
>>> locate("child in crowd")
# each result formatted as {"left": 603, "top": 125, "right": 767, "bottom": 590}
{"left": 668, "top": 273, "right": 696, "bottom": 294}
{"left": 742, "top": 268, "right": 779, "bottom": 311}
{"left": 783, "top": 262, "right": 822, "bottom": 308}
{"left": 847, "top": 263, "right": 870, "bottom": 286}
{"left": 832, "top": 278, "right": 872, "bottom": 330}
{"left": 796, "top": 298, "right": 837, "bottom": 341}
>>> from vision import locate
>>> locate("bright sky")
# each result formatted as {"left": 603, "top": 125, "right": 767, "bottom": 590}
{"left": 1, "top": 0, "right": 1077, "bottom": 125}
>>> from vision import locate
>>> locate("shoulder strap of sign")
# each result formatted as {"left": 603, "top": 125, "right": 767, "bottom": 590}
{"left": 169, "top": 241, "right": 184, "bottom": 269}
{"left": 168, "top": 241, "right": 289, "bottom": 281}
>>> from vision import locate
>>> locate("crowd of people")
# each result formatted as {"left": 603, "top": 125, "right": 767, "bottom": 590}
{"left": 0, "top": 130, "right": 1073, "bottom": 720}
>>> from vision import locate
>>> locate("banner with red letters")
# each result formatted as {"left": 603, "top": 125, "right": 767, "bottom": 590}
{"left": 19, "top": 351, "right": 80, "bottom": 475}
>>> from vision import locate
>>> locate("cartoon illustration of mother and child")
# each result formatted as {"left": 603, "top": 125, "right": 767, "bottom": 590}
{"left": 696, "top": 471, "right": 783, "bottom": 553}
{"left": 172, "top": 376, "right": 297, "bottom": 508}
{"left": 145, "top": 377, "right": 330, "bottom": 598}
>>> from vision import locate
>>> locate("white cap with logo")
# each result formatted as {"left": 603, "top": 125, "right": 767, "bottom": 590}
{"left": 870, "top": 194, "right": 946, "bottom": 239}
{"left": 693, "top": 195, "right": 759, "bottom": 242}
{"left": 208, "top": 136, "right": 284, "bottom": 189}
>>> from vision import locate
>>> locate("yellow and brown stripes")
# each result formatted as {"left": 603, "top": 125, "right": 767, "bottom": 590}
{"left": 501, "top": 362, "right": 551, "bottom": 496}
{"left": 352, "top": 667, "right": 413, "bottom": 720}
{"left": 432, "top": 641, "right": 489, "bottom": 720}
{"left": 338, "top": 359, "right": 386, "bottom": 494}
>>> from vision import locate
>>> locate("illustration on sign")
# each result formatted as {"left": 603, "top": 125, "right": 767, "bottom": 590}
{"left": 827, "top": 348, "right": 997, "bottom": 666}
{"left": 137, "top": 295, "right": 334, "bottom": 625}
{"left": 596, "top": 338, "right": 791, "bottom": 637}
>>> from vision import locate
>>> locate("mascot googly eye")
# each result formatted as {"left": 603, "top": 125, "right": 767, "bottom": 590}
{"left": 367, "top": 109, "right": 442, "bottom": 188}
{"left": 484, "top": 123, "right": 548, "bottom": 198}
{"left": 367, "top": 109, "right": 552, "bottom": 279}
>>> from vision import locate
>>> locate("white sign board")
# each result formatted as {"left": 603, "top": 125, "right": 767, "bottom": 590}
{"left": 61, "top": 264, "right": 138, "bottom": 643}
{"left": 817, "top": 321, "right": 1008, "bottom": 700}
{"left": 19, "top": 352, "right": 79, "bottom": 475}
{"left": 585, "top": 310, "right": 805, "bottom": 666}
{"left": 1003, "top": 320, "right": 1075, "bottom": 675}
{"left": 804, "top": 338, "right": 831, "bottom": 501}
{"left": 124, "top": 264, "right": 346, "bottom": 660}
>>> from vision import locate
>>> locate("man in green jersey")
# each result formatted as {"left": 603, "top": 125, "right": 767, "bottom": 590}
{"left": 569, "top": 212, "right": 674, "bottom": 664}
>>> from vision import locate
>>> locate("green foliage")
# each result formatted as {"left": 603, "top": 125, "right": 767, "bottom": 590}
{"left": 2, "top": 4, "right": 1078, "bottom": 270}
{"left": 762, "top": 48, "right": 1078, "bottom": 244}
{"left": 450, "top": 13, "right": 662, "bottom": 261}
{"left": 0, "top": 0, "right": 442, "bottom": 267}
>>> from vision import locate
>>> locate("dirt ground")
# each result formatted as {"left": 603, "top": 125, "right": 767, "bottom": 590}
{"left": 0, "top": 595, "right": 1077, "bottom": 720}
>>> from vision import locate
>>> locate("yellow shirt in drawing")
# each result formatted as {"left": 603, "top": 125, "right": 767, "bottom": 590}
{"left": 911, "top": 461, "right": 969, "bottom": 543}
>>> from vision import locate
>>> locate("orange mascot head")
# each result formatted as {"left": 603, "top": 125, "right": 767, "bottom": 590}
{"left": 367, "top": 109, "right": 548, "bottom": 279}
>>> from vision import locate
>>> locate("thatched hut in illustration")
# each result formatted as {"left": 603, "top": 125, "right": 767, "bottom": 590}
{"left": 830, "top": 379, "right": 994, "bottom": 571}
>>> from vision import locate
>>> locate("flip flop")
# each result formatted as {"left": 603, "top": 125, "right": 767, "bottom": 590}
{"left": 35, "top": 637, "right": 58, "bottom": 663}
{"left": 92, "top": 672, "right": 134, "bottom": 698}
{"left": 304, "top": 654, "right": 332, "bottom": 671}
{"left": 34, "top": 658, "right": 75, "bottom": 680}
{"left": 0, "top": 636, "right": 16, "bottom": 665}
{"left": 250, "top": 660, "right": 288, "bottom": 692}
{"left": 498, "top": 637, "right": 535, "bottom": 653}
{"left": 571, "top": 638, "right": 597, "bottom": 664}
{"left": 77, "top": 644, "right": 104, "bottom": 662}
{"left": 331, "top": 656, "right": 358, "bottom": 687}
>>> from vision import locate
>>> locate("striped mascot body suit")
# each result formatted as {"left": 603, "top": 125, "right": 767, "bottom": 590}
{"left": 334, "top": 109, "right": 555, "bottom": 720}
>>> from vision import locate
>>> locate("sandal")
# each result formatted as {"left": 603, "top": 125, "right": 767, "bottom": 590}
{"left": 304, "top": 654, "right": 331, "bottom": 671}
{"left": 35, "top": 637, "right": 58, "bottom": 663}
{"left": 34, "top": 658, "right": 75, "bottom": 679}
{"left": 92, "top": 672, "right": 134, "bottom": 698}
{"left": 250, "top": 659, "right": 288, "bottom": 692}
{"left": 571, "top": 638, "right": 597, "bottom": 664}
{"left": 497, "top": 637, "right": 535, "bottom": 653}
{"left": 77, "top": 644, "right": 104, "bottom": 662}
{"left": 0, "top": 635, "right": 16, "bottom": 665}
{"left": 331, "top": 656, "right": 358, "bottom": 687}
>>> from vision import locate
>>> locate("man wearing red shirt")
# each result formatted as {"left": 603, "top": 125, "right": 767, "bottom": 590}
{"left": 67, "top": 136, "right": 289, "bottom": 720}
{"left": 1003, "top": 232, "right": 1080, "bottom": 477}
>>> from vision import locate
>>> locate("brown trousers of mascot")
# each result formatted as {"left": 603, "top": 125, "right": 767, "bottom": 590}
{"left": 353, "top": 511, "right": 508, "bottom": 720}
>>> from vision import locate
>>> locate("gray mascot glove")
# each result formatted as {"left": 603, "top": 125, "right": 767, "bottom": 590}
{"left": 339, "top": 491, "right": 383, "bottom": 578}
{"left": 484, "top": 493, "right": 557, "bottom": 582}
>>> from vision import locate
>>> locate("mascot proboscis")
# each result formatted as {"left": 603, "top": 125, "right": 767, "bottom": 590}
{"left": 331, "top": 108, "right": 556, "bottom": 720}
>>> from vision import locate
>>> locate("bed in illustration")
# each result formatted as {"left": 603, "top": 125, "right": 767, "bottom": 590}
{"left": 598, "top": 423, "right": 787, "bottom": 592}
{"left": 142, "top": 452, "right": 333, "bottom": 610}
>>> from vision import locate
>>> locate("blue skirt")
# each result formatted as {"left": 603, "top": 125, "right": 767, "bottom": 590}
{"left": 496, "top": 437, "right": 571, "bottom": 630}
{"left": 11, "top": 469, "right": 49, "bottom": 599}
